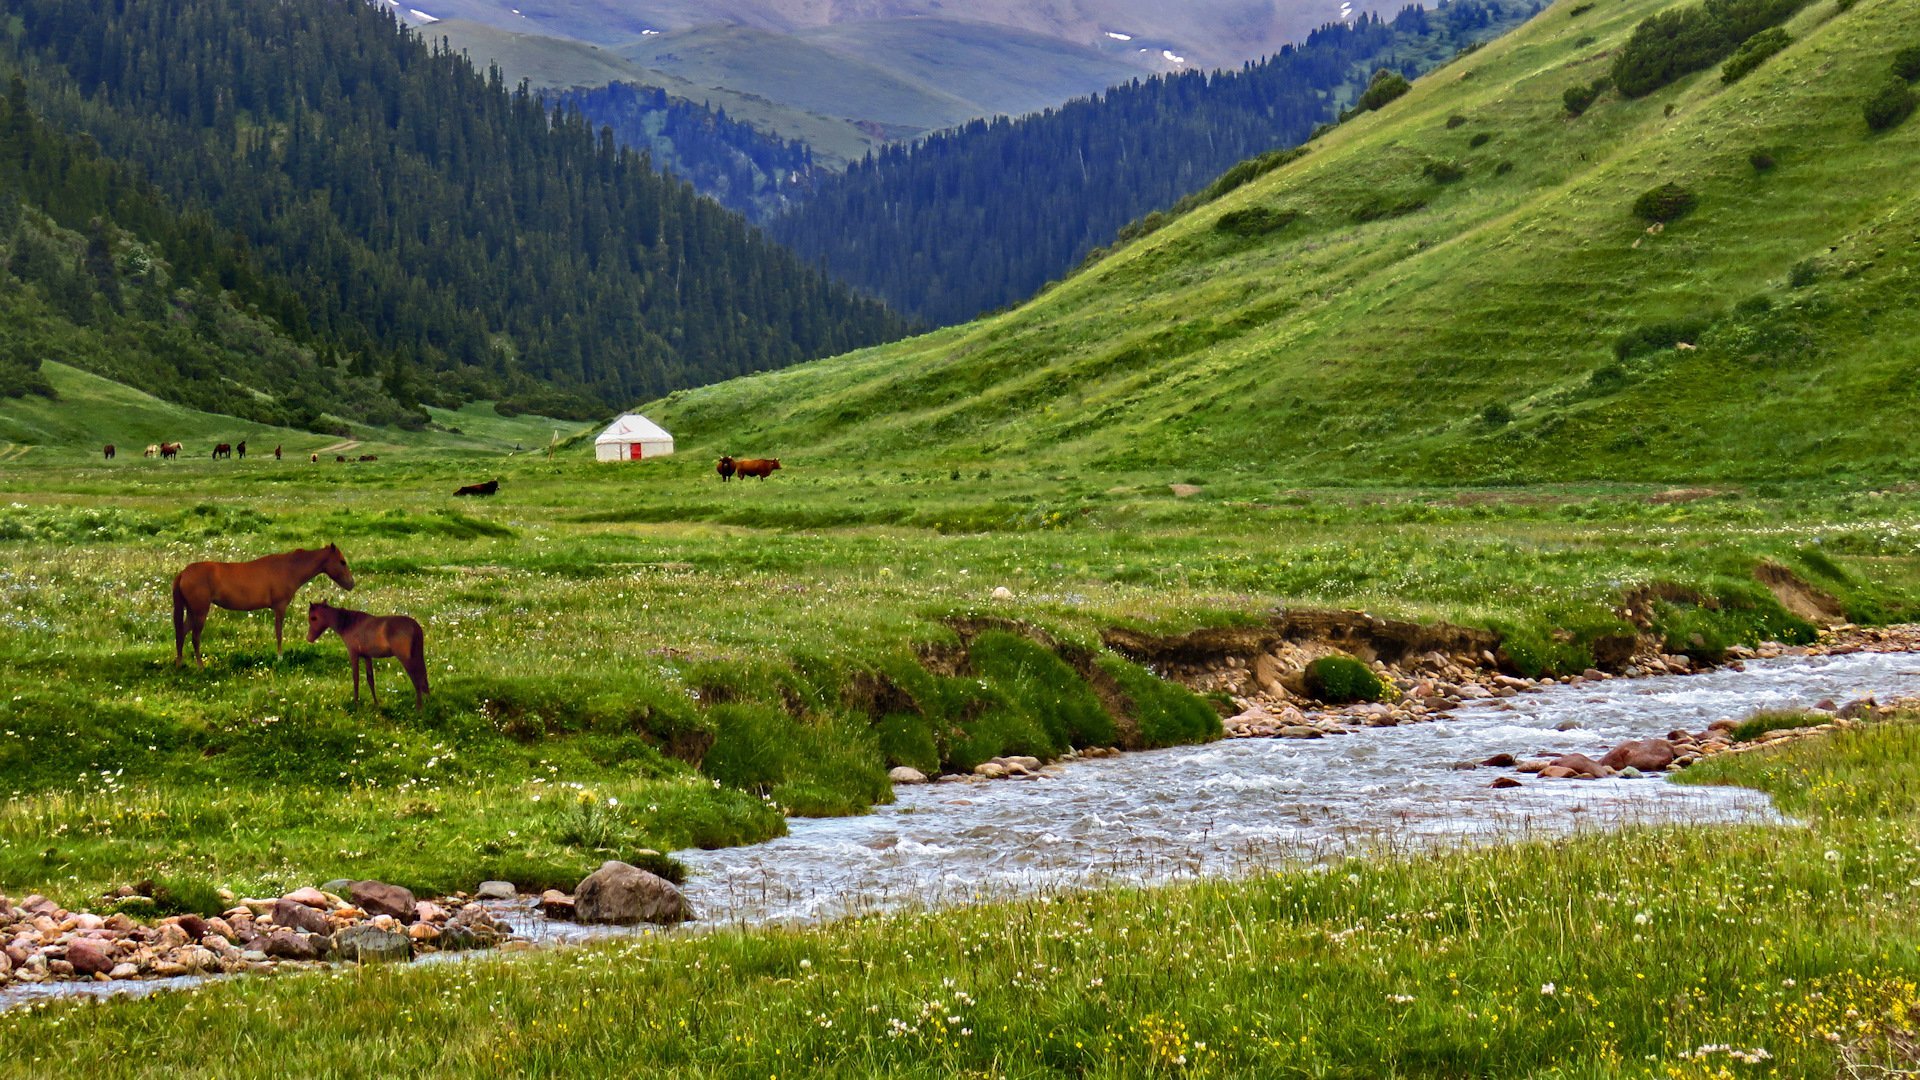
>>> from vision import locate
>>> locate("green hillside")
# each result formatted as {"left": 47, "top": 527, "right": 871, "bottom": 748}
{"left": 0, "top": 361, "right": 577, "bottom": 462}
{"left": 655, "top": 0, "right": 1920, "bottom": 484}
{"left": 421, "top": 19, "right": 881, "bottom": 169}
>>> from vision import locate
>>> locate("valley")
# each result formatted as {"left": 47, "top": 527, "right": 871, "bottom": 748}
{"left": 2, "top": 0, "right": 1920, "bottom": 1071}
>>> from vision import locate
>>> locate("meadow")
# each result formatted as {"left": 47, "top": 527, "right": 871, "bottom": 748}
{"left": 1, "top": 442, "right": 1917, "bottom": 915}
{"left": 5, "top": 686, "right": 1920, "bottom": 1075}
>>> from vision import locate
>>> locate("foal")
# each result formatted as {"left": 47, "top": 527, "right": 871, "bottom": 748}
{"left": 307, "top": 601, "right": 430, "bottom": 708}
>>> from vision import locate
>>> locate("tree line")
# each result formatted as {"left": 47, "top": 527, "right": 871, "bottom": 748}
{"left": 770, "top": 1, "right": 1538, "bottom": 327}
{"left": 0, "top": 0, "right": 907, "bottom": 417}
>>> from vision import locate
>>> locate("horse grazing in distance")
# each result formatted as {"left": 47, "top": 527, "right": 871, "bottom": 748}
{"left": 144, "top": 444, "right": 160, "bottom": 458}
{"left": 236, "top": 441, "right": 248, "bottom": 460}
{"left": 172, "top": 544, "right": 355, "bottom": 666}
{"left": 307, "top": 601, "right": 429, "bottom": 708}
{"left": 716, "top": 455, "right": 737, "bottom": 482}
{"left": 103, "top": 444, "right": 116, "bottom": 460}
{"left": 453, "top": 479, "right": 499, "bottom": 497}
{"left": 160, "top": 442, "right": 181, "bottom": 460}
{"left": 273, "top": 445, "right": 282, "bottom": 460}
{"left": 212, "top": 443, "right": 232, "bottom": 460}
{"left": 732, "top": 458, "right": 781, "bottom": 480}
{"left": 358, "top": 454, "right": 377, "bottom": 462}
{"left": 310, "top": 453, "right": 319, "bottom": 463}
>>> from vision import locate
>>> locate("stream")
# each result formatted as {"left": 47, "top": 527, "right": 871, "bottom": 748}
{"left": 9, "top": 648, "right": 1920, "bottom": 1010}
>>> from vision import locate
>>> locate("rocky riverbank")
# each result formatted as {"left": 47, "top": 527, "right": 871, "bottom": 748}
{"left": 1215, "top": 623, "right": 1920, "bottom": 743}
{"left": 0, "top": 859, "right": 691, "bottom": 995}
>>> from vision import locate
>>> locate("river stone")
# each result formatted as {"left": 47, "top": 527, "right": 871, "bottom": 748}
{"left": 332, "top": 924, "right": 412, "bottom": 964}
{"left": 349, "top": 881, "right": 417, "bottom": 923}
{"left": 475, "top": 881, "right": 517, "bottom": 901}
{"left": 320, "top": 879, "right": 352, "bottom": 895}
{"left": 539, "top": 890, "right": 577, "bottom": 921}
{"left": 1489, "top": 776, "right": 1524, "bottom": 790}
{"left": 1479, "top": 753, "right": 1517, "bottom": 768}
{"left": 1599, "top": 739, "right": 1676, "bottom": 773}
{"left": 108, "top": 962, "right": 139, "bottom": 981}
{"left": 888, "top": 766, "right": 929, "bottom": 785}
{"left": 573, "top": 861, "right": 693, "bottom": 926}
{"left": 65, "top": 938, "right": 114, "bottom": 977}
{"left": 973, "top": 762, "right": 1008, "bottom": 779}
{"left": 1554, "top": 718, "right": 1583, "bottom": 731}
{"left": 262, "top": 931, "right": 319, "bottom": 961}
{"left": 271, "top": 898, "right": 332, "bottom": 936}
{"left": 283, "top": 887, "right": 329, "bottom": 909}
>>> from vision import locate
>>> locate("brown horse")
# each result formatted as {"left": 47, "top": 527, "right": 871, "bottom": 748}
{"left": 212, "top": 443, "right": 232, "bottom": 460}
{"left": 160, "top": 442, "right": 181, "bottom": 460}
{"left": 273, "top": 445, "right": 282, "bottom": 460}
{"left": 103, "top": 444, "right": 116, "bottom": 460}
{"left": 236, "top": 441, "right": 248, "bottom": 460}
{"left": 172, "top": 544, "right": 355, "bottom": 666}
{"left": 307, "top": 602, "right": 429, "bottom": 708}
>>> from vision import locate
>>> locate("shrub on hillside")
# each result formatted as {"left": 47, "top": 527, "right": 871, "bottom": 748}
{"left": 1863, "top": 76, "right": 1917, "bottom": 131}
{"left": 1721, "top": 27, "right": 1791, "bottom": 83}
{"left": 1355, "top": 68, "right": 1413, "bottom": 113}
{"left": 1446, "top": 114, "right": 1469, "bottom": 128}
{"left": 1749, "top": 149, "right": 1777, "bottom": 171}
{"left": 1588, "top": 364, "right": 1629, "bottom": 391}
{"left": 1469, "top": 131, "right": 1494, "bottom": 147}
{"left": 1214, "top": 206, "right": 1302, "bottom": 238}
{"left": 1494, "top": 160, "right": 1516, "bottom": 175}
{"left": 1893, "top": 46, "right": 1920, "bottom": 81}
{"left": 1611, "top": 0, "right": 1810, "bottom": 97}
{"left": 1788, "top": 258, "right": 1821, "bottom": 287}
{"left": 1564, "top": 81, "right": 1604, "bottom": 116}
{"left": 1303, "top": 655, "right": 1389, "bottom": 704}
{"left": 1633, "top": 182, "right": 1698, "bottom": 223}
{"left": 1614, "top": 315, "right": 1712, "bottom": 359}
{"left": 1422, "top": 159, "right": 1467, "bottom": 183}
{"left": 1200, "top": 147, "right": 1310, "bottom": 204}
{"left": 1350, "top": 193, "right": 1429, "bottom": 222}
{"left": 1480, "top": 402, "right": 1515, "bottom": 426}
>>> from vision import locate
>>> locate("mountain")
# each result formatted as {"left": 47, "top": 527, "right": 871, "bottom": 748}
{"left": 652, "top": 0, "right": 1920, "bottom": 483}
{"left": 0, "top": 0, "right": 907, "bottom": 420}
{"left": 395, "top": 0, "right": 1428, "bottom": 155}
{"left": 771, "top": 1, "right": 1538, "bottom": 326}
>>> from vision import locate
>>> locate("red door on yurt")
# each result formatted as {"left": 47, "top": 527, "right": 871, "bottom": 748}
{"left": 630, "top": 443, "right": 644, "bottom": 460}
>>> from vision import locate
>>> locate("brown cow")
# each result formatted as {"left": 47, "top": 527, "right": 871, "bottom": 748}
{"left": 732, "top": 458, "right": 781, "bottom": 480}
{"left": 716, "top": 455, "right": 737, "bottom": 482}
{"left": 453, "top": 479, "right": 500, "bottom": 497}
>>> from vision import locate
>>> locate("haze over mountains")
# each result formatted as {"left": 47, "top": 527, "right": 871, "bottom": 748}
{"left": 408, "top": 0, "right": 1412, "bottom": 146}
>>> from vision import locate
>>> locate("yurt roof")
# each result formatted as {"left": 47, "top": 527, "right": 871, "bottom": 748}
{"left": 594, "top": 413, "right": 673, "bottom": 445}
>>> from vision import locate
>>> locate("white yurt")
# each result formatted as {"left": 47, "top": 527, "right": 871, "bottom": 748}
{"left": 594, "top": 413, "right": 675, "bottom": 461}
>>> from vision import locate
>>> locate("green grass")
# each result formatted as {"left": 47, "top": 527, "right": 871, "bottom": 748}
{"left": 8, "top": 712, "right": 1920, "bottom": 1075}
{"left": 2, "top": 450, "right": 1917, "bottom": 910}
{"left": 649, "top": 0, "right": 1920, "bottom": 486}
{"left": 1731, "top": 708, "right": 1827, "bottom": 741}
{"left": 0, "top": 361, "right": 580, "bottom": 464}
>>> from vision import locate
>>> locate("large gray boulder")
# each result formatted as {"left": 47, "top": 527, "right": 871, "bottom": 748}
{"left": 331, "top": 924, "right": 412, "bottom": 964}
{"left": 573, "top": 861, "right": 693, "bottom": 926}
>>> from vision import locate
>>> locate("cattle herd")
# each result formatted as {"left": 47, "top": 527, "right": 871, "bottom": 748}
{"left": 106, "top": 444, "right": 788, "bottom": 488}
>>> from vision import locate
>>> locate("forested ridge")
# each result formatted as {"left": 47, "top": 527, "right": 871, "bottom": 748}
{"left": 556, "top": 83, "right": 819, "bottom": 223}
{"left": 771, "top": 0, "right": 1540, "bottom": 326}
{"left": 0, "top": 0, "right": 906, "bottom": 419}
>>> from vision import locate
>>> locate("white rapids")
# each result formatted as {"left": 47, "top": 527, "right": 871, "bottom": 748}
{"left": 671, "top": 650, "right": 1920, "bottom": 927}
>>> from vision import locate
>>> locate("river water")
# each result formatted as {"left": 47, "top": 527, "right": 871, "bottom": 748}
{"left": 9, "top": 648, "right": 1920, "bottom": 1010}
{"left": 671, "top": 649, "right": 1920, "bottom": 926}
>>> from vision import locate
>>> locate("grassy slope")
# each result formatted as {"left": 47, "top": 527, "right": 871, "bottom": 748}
{"left": 618, "top": 24, "right": 988, "bottom": 133}
{"left": 421, "top": 19, "right": 881, "bottom": 168}
{"left": 0, "top": 361, "right": 577, "bottom": 463}
{"left": 653, "top": 0, "right": 1920, "bottom": 485}
{"left": 9, "top": 714, "right": 1920, "bottom": 1075}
